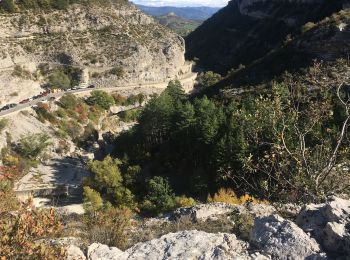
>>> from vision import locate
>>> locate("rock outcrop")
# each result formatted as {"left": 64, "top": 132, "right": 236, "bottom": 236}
{"left": 87, "top": 230, "right": 268, "bottom": 260}
{"left": 74, "top": 198, "right": 350, "bottom": 259}
{"left": 251, "top": 215, "right": 323, "bottom": 259}
{"left": 186, "top": 0, "right": 345, "bottom": 74}
{"left": 296, "top": 197, "right": 350, "bottom": 256}
{"left": 0, "top": 1, "right": 192, "bottom": 105}
{"left": 172, "top": 202, "right": 276, "bottom": 221}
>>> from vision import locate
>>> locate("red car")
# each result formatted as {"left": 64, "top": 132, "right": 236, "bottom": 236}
{"left": 19, "top": 99, "right": 30, "bottom": 104}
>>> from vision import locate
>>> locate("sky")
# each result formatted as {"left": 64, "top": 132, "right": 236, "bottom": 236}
{"left": 132, "top": 0, "right": 229, "bottom": 7}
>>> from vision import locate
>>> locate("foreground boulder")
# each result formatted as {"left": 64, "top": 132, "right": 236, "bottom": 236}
{"left": 250, "top": 215, "right": 323, "bottom": 259}
{"left": 87, "top": 230, "right": 268, "bottom": 260}
{"left": 296, "top": 197, "right": 350, "bottom": 256}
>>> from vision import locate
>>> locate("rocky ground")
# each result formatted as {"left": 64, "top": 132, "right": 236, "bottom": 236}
{"left": 62, "top": 197, "right": 350, "bottom": 260}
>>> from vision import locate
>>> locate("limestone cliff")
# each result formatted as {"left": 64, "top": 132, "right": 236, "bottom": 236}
{"left": 0, "top": 1, "right": 190, "bottom": 104}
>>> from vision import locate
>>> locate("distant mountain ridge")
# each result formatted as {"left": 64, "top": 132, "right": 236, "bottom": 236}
{"left": 135, "top": 4, "right": 220, "bottom": 20}
{"left": 155, "top": 14, "right": 202, "bottom": 37}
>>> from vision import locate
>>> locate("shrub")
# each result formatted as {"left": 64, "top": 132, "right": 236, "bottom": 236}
{"left": 141, "top": 176, "right": 177, "bottom": 215}
{"left": 87, "top": 156, "right": 135, "bottom": 208}
{"left": 83, "top": 186, "right": 104, "bottom": 212}
{"left": 175, "top": 196, "right": 197, "bottom": 208}
{"left": 84, "top": 206, "right": 132, "bottom": 250}
{"left": 35, "top": 105, "right": 58, "bottom": 124}
{"left": 118, "top": 108, "right": 141, "bottom": 122}
{"left": 0, "top": 202, "right": 65, "bottom": 259}
{"left": 14, "top": 133, "right": 51, "bottom": 161}
{"left": 109, "top": 67, "right": 125, "bottom": 78}
{"left": 207, "top": 188, "right": 267, "bottom": 205}
{"left": 112, "top": 93, "right": 128, "bottom": 106}
{"left": 196, "top": 71, "right": 222, "bottom": 89}
{"left": 0, "top": 0, "right": 16, "bottom": 12}
{"left": 48, "top": 69, "right": 71, "bottom": 90}
{"left": 0, "top": 166, "right": 20, "bottom": 212}
{"left": 58, "top": 94, "right": 78, "bottom": 109}
{"left": 76, "top": 123, "right": 98, "bottom": 148}
{"left": 0, "top": 118, "right": 9, "bottom": 133}
{"left": 87, "top": 90, "right": 115, "bottom": 110}
{"left": 230, "top": 209, "right": 254, "bottom": 240}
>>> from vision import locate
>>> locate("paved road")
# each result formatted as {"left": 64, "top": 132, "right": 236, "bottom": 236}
{"left": 0, "top": 72, "right": 197, "bottom": 118}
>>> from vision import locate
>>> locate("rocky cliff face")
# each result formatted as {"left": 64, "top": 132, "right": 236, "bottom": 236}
{"left": 186, "top": 0, "right": 345, "bottom": 74}
{"left": 0, "top": 1, "right": 189, "bottom": 104}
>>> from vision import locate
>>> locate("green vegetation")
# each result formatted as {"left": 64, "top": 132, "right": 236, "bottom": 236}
{"left": 0, "top": 0, "right": 128, "bottom": 12}
{"left": 0, "top": 118, "right": 9, "bottom": 133}
{"left": 85, "top": 156, "right": 135, "bottom": 208}
{"left": 118, "top": 108, "right": 141, "bottom": 122}
{"left": 141, "top": 176, "right": 177, "bottom": 214}
{"left": 46, "top": 66, "right": 82, "bottom": 90}
{"left": 84, "top": 206, "right": 132, "bottom": 249}
{"left": 112, "top": 93, "right": 146, "bottom": 106}
{"left": 87, "top": 90, "right": 115, "bottom": 110}
{"left": 196, "top": 71, "right": 222, "bottom": 89}
{"left": 14, "top": 133, "right": 51, "bottom": 161}
{"left": 156, "top": 14, "right": 202, "bottom": 37}
{"left": 113, "top": 74, "right": 350, "bottom": 204}
{"left": 48, "top": 70, "right": 71, "bottom": 89}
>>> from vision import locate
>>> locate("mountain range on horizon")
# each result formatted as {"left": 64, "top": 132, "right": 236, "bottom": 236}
{"left": 135, "top": 4, "right": 220, "bottom": 20}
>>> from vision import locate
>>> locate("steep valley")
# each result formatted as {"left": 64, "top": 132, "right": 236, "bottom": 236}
{"left": 1, "top": 0, "right": 350, "bottom": 260}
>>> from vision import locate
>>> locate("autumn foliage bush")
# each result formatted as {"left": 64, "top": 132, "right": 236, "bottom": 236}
{"left": 0, "top": 200, "right": 65, "bottom": 259}
{"left": 207, "top": 188, "right": 269, "bottom": 205}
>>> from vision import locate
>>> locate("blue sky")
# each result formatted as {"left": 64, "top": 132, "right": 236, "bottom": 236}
{"left": 133, "top": 0, "right": 229, "bottom": 7}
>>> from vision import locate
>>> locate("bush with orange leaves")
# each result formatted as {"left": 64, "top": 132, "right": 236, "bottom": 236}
{"left": 207, "top": 188, "right": 269, "bottom": 205}
{"left": 0, "top": 199, "right": 65, "bottom": 259}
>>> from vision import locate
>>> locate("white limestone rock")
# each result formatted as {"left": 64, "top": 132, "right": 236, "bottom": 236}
{"left": 172, "top": 203, "right": 276, "bottom": 221}
{"left": 88, "top": 243, "right": 128, "bottom": 260}
{"left": 296, "top": 197, "right": 350, "bottom": 255}
{"left": 67, "top": 245, "right": 86, "bottom": 260}
{"left": 250, "top": 215, "right": 322, "bottom": 259}
{"left": 87, "top": 230, "right": 270, "bottom": 260}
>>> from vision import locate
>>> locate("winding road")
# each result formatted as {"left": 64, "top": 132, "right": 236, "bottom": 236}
{"left": 0, "top": 72, "right": 197, "bottom": 118}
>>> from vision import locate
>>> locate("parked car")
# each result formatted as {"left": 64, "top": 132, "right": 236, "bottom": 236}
{"left": 41, "top": 91, "right": 49, "bottom": 97}
{"left": 19, "top": 99, "right": 30, "bottom": 104}
{"left": 87, "top": 85, "right": 96, "bottom": 89}
{"left": 1, "top": 103, "right": 18, "bottom": 110}
{"left": 0, "top": 106, "right": 9, "bottom": 112}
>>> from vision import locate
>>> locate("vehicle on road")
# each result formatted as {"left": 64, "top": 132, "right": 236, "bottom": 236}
{"left": 19, "top": 99, "right": 30, "bottom": 104}
{"left": 87, "top": 85, "right": 96, "bottom": 89}
{"left": 41, "top": 91, "right": 49, "bottom": 97}
{"left": 0, "top": 106, "right": 9, "bottom": 112}
{"left": 1, "top": 103, "right": 18, "bottom": 111}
